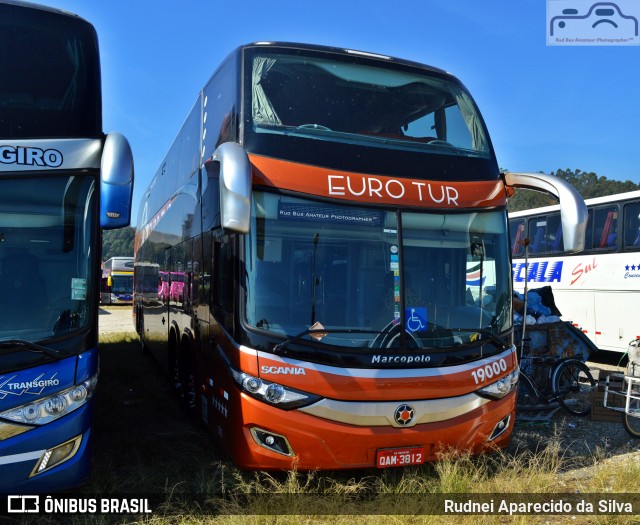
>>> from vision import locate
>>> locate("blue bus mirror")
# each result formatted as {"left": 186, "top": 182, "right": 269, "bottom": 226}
{"left": 100, "top": 132, "right": 134, "bottom": 229}
{"left": 207, "top": 142, "right": 251, "bottom": 233}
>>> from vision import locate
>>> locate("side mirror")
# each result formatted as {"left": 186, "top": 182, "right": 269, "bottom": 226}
{"left": 205, "top": 142, "right": 251, "bottom": 233}
{"left": 100, "top": 132, "right": 134, "bottom": 229}
{"left": 504, "top": 172, "right": 587, "bottom": 253}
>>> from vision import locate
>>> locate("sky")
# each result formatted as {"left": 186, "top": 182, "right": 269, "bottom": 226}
{"left": 41, "top": 0, "right": 640, "bottom": 225}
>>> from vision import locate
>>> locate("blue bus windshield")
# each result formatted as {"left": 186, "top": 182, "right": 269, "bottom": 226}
{"left": 0, "top": 175, "right": 97, "bottom": 342}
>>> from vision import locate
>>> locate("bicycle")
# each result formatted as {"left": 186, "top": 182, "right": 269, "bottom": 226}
{"left": 517, "top": 341, "right": 597, "bottom": 416}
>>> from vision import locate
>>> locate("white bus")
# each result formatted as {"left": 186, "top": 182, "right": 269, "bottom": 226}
{"left": 509, "top": 190, "right": 640, "bottom": 353}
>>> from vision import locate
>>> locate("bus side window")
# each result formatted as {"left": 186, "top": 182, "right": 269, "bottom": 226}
{"left": 213, "top": 236, "right": 235, "bottom": 327}
{"left": 623, "top": 201, "right": 640, "bottom": 249}
{"left": 509, "top": 219, "right": 525, "bottom": 256}
{"left": 527, "top": 213, "right": 562, "bottom": 255}
{"left": 592, "top": 206, "right": 618, "bottom": 251}
{"left": 528, "top": 218, "right": 546, "bottom": 254}
{"left": 544, "top": 213, "right": 562, "bottom": 254}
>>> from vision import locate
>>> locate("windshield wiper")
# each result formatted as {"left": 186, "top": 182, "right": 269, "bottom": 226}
{"left": 447, "top": 328, "right": 511, "bottom": 351}
{"left": 0, "top": 339, "right": 70, "bottom": 359}
{"left": 273, "top": 327, "right": 386, "bottom": 355}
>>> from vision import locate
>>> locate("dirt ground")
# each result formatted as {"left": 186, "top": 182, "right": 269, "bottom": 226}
{"left": 98, "top": 304, "right": 136, "bottom": 334}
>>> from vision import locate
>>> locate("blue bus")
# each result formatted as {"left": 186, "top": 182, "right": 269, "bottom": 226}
{"left": 0, "top": 0, "right": 133, "bottom": 491}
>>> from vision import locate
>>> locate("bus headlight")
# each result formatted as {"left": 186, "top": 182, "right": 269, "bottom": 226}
{"left": 228, "top": 365, "right": 321, "bottom": 410}
{"left": 477, "top": 368, "right": 519, "bottom": 400}
{"left": 229, "top": 365, "right": 321, "bottom": 410}
{"left": 265, "top": 384, "right": 286, "bottom": 404}
{"left": 0, "top": 373, "right": 98, "bottom": 425}
{"left": 242, "top": 376, "right": 262, "bottom": 393}
{"left": 218, "top": 345, "right": 321, "bottom": 410}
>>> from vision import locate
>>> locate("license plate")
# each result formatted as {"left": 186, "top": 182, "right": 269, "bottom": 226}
{"left": 376, "top": 446, "right": 425, "bottom": 468}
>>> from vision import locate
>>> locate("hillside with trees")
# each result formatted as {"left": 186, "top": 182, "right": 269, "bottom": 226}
{"left": 507, "top": 168, "right": 639, "bottom": 212}
{"left": 102, "top": 226, "right": 135, "bottom": 261}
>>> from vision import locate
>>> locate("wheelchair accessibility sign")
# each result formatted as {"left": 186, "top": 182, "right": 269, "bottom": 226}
{"left": 405, "top": 307, "right": 427, "bottom": 333}
{"left": 547, "top": 1, "right": 640, "bottom": 45}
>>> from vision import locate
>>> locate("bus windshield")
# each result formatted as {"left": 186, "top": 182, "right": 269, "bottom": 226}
{"left": 250, "top": 52, "right": 490, "bottom": 158}
{"left": 0, "top": 175, "right": 97, "bottom": 342}
{"left": 244, "top": 192, "right": 511, "bottom": 351}
{"left": 0, "top": 2, "right": 101, "bottom": 138}
{"left": 110, "top": 274, "right": 133, "bottom": 294}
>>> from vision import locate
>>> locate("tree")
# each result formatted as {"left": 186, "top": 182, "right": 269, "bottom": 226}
{"left": 507, "top": 169, "right": 640, "bottom": 212}
{"left": 102, "top": 226, "right": 135, "bottom": 261}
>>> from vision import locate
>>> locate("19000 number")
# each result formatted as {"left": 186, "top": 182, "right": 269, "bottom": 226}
{"left": 471, "top": 358, "right": 507, "bottom": 384}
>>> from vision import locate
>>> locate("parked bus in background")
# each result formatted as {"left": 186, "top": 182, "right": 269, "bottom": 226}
{"left": 510, "top": 190, "right": 640, "bottom": 353}
{"left": 100, "top": 256, "right": 134, "bottom": 304}
{"left": 134, "top": 42, "right": 585, "bottom": 470}
{"left": 0, "top": 0, "right": 133, "bottom": 491}
{"left": 158, "top": 271, "right": 169, "bottom": 302}
{"left": 169, "top": 271, "right": 185, "bottom": 304}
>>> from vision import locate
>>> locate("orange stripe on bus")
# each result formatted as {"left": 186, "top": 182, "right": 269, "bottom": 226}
{"left": 249, "top": 154, "right": 508, "bottom": 209}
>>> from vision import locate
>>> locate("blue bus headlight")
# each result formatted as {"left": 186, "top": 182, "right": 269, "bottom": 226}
{"left": 0, "top": 373, "right": 98, "bottom": 425}
{"left": 44, "top": 396, "right": 67, "bottom": 416}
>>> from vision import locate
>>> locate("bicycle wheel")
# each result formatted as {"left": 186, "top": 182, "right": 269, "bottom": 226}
{"left": 622, "top": 390, "right": 640, "bottom": 438}
{"left": 552, "top": 359, "right": 596, "bottom": 416}
{"left": 516, "top": 370, "right": 540, "bottom": 410}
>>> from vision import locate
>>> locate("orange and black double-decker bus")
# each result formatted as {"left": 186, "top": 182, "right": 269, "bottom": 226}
{"left": 134, "top": 42, "right": 585, "bottom": 470}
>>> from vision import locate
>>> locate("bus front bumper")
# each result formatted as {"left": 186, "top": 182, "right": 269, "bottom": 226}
{"left": 226, "top": 391, "right": 515, "bottom": 470}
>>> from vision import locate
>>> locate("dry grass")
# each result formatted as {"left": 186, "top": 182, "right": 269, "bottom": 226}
{"left": 22, "top": 336, "right": 638, "bottom": 525}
